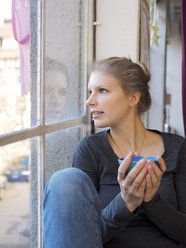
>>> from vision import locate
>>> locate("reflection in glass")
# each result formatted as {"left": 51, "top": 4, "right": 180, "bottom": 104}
{"left": 45, "top": 57, "right": 68, "bottom": 123}
{"left": 45, "top": 0, "right": 85, "bottom": 124}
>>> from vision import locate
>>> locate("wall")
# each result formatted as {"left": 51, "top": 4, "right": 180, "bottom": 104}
{"left": 96, "top": 0, "right": 140, "bottom": 61}
{"left": 94, "top": 0, "right": 142, "bottom": 133}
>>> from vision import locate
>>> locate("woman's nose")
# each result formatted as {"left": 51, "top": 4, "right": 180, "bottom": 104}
{"left": 86, "top": 93, "right": 96, "bottom": 106}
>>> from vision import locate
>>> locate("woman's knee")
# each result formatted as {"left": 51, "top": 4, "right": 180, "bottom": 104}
{"left": 43, "top": 167, "right": 98, "bottom": 210}
{"left": 44, "top": 167, "right": 95, "bottom": 198}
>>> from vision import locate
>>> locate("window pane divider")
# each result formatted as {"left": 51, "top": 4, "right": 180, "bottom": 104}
{"left": 0, "top": 116, "right": 86, "bottom": 147}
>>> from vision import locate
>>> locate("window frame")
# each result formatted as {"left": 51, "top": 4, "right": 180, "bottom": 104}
{"left": 0, "top": 0, "right": 91, "bottom": 247}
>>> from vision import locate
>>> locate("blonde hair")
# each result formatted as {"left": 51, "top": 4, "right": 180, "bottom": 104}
{"left": 91, "top": 57, "right": 151, "bottom": 114}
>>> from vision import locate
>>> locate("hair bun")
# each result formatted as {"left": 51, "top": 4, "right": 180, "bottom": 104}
{"left": 138, "top": 62, "right": 151, "bottom": 83}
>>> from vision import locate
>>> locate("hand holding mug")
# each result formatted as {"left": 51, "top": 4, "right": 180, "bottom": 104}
{"left": 117, "top": 153, "right": 147, "bottom": 212}
{"left": 143, "top": 156, "right": 166, "bottom": 202}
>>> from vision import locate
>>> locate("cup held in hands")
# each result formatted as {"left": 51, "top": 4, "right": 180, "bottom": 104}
{"left": 118, "top": 156, "right": 159, "bottom": 174}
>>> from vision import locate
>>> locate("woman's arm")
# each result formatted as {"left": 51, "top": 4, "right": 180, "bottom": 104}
{"left": 101, "top": 192, "right": 138, "bottom": 244}
{"left": 142, "top": 140, "right": 186, "bottom": 246}
{"left": 72, "top": 137, "right": 140, "bottom": 243}
{"left": 101, "top": 153, "right": 147, "bottom": 244}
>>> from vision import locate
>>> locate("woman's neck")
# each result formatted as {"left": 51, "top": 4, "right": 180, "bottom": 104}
{"left": 109, "top": 116, "right": 146, "bottom": 157}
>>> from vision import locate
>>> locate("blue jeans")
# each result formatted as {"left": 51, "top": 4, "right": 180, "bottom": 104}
{"left": 43, "top": 167, "right": 103, "bottom": 248}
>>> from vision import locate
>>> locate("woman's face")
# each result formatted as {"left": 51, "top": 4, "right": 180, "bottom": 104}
{"left": 86, "top": 71, "right": 133, "bottom": 128}
{"left": 45, "top": 70, "right": 67, "bottom": 123}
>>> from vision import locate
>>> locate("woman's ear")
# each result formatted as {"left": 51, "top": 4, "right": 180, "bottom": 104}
{"left": 128, "top": 92, "right": 140, "bottom": 108}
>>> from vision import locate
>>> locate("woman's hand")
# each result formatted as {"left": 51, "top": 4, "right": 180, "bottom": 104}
{"left": 143, "top": 156, "right": 166, "bottom": 202}
{"left": 117, "top": 153, "right": 147, "bottom": 212}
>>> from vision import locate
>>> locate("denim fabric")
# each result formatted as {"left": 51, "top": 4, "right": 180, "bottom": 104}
{"left": 43, "top": 167, "right": 103, "bottom": 248}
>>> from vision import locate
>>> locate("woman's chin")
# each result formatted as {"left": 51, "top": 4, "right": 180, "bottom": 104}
{"left": 93, "top": 120, "right": 108, "bottom": 128}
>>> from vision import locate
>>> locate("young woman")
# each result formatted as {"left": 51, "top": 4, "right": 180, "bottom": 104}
{"left": 43, "top": 57, "right": 186, "bottom": 248}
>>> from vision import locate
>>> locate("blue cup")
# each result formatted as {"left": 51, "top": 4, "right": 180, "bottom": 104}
{"left": 118, "top": 156, "right": 158, "bottom": 174}
{"left": 145, "top": 156, "right": 159, "bottom": 166}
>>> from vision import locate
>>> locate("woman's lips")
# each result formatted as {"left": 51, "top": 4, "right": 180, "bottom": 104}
{"left": 91, "top": 111, "right": 104, "bottom": 118}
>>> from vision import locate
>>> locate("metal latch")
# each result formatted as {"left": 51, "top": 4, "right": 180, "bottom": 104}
{"left": 93, "top": 21, "right": 100, "bottom": 26}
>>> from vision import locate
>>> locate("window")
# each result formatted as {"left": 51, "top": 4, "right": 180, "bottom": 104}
{"left": 0, "top": 0, "right": 89, "bottom": 247}
{"left": 0, "top": 139, "right": 31, "bottom": 247}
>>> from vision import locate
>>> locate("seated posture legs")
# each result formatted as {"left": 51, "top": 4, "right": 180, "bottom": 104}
{"left": 43, "top": 167, "right": 103, "bottom": 248}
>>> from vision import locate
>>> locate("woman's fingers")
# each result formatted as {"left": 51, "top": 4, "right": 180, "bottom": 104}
{"left": 118, "top": 158, "right": 146, "bottom": 186}
{"left": 157, "top": 156, "right": 166, "bottom": 173}
{"left": 146, "top": 157, "right": 166, "bottom": 186}
{"left": 117, "top": 153, "right": 133, "bottom": 182}
{"left": 146, "top": 173, "right": 152, "bottom": 191}
{"left": 118, "top": 155, "right": 167, "bottom": 206}
{"left": 139, "top": 178, "right": 146, "bottom": 192}
{"left": 118, "top": 158, "right": 147, "bottom": 212}
{"left": 127, "top": 162, "right": 147, "bottom": 191}
{"left": 144, "top": 157, "right": 166, "bottom": 202}
{"left": 146, "top": 162, "right": 159, "bottom": 187}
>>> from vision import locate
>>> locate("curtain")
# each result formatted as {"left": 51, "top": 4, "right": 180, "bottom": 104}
{"left": 12, "top": 0, "right": 30, "bottom": 95}
{"left": 181, "top": 0, "right": 186, "bottom": 137}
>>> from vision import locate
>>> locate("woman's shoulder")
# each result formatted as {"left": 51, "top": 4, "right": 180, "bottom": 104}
{"left": 150, "top": 129, "right": 186, "bottom": 156}
{"left": 149, "top": 129, "right": 185, "bottom": 142}
{"left": 162, "top": 131, "right": 185, "bottom": 145}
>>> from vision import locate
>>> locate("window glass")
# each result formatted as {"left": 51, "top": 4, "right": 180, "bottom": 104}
{"left": 45, "top": 0, "right": 85, "bottom": 124}
{"left": 0, "top": 0, "right": 31, "bottom": 135}
{"left": 45, "top": 125, "right": 85, "bottom": 184}
{"left": 0, "top": 139, "right": 31, "bottom": 247}
{"left": 0, "top": 58, "right": 30, "bottom": 135}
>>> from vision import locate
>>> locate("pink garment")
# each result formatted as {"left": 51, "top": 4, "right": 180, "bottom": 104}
{"left": 12, "top": 0, "right": 30, "bottom": 95}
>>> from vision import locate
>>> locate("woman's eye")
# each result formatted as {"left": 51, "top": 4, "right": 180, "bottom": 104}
{"left": 100, "top": 88, "right": 107, "bottom": 94}
{"left": 88, "top": 90, "right": 92, "bottom": 95}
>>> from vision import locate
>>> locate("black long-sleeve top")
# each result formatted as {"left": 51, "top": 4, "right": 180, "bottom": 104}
{"left": 72, "top": 129, "right": 186, "bottom": 248}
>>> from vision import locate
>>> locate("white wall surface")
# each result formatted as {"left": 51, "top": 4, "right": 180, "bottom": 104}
{"left": 96, "top": 0, "right": 140, "bottom": 61}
